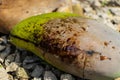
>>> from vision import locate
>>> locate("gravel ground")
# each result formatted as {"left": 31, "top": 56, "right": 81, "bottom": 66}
{"left": 0, "top": 0, "right": 120, "bottom": 80}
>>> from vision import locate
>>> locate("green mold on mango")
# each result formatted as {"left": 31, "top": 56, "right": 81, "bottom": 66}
{"left": 10, "top": 12, "right": 79, "bottom": 44}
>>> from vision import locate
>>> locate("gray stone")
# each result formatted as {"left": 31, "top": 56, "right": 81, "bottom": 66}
{"left": 0, "top": 45, "right": 6, "bottom": 51}
{"left": 0, "top": 45, "right": 11, "bottom": 60}
{"left": 23, "top": 56, "right": 40, "bottom": 69}
{"left": 14, "top": 50, "right": 21, "bottom": 63}
{"left": 113, "top": 17, "right": 120, "bottom": 25}
{"left": 6, "top": 53, "right": 16, "bottom": 62}
{"left": 60, "top": 74, "right": 74, "bottom": 80}
{"left": 14, "top": 49, "right": 22, "bottom": 63}
{"left": 93, "top": 0, "right": 101, "bottom": 7}
{"left": 44, "top": 71, "right": 57, "bottom": 80}
{"left": 23, "top": 63, "right": 37, "bottom": 70}
{"left": 0, "top": 36, "right": 7, "bottom": 44}
{"left": 31, "top": 65, "right": 44, "bottom": 77}
{"left": 97, "top": 11, "right": 109, "bottom": 19}
{"left": 85, "top": 0, "right": 95, "bottom": 4}
{"left": 4, "top": 59, "right": 11, "bottom": 66}
{"left": 109, "top": 7, "right": 120, "bottom": 16}
{"left": 84, "top": 5, "right": 93, "bottom": 13}
{"left": 33, "top": 77, "right": 42, "bottom": 80}
{"left": 107, "top": 0, "right": 120, "bottom": 6}
{"left": 23, "top": 56, "right": 40, "bottom": 64}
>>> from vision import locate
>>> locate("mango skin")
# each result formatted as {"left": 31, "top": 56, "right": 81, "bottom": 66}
{"left": 11, "top": 12, "right": 79, "bottom": 44}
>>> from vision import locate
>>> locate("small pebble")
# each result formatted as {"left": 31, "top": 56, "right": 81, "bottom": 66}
{"left": 23, "top": 63, "right": 37, "bottom": 70}
{"left": 60, "top": 74, "right": 74, "bottom": 80}
{"left": 109, "top": 7, "right": 120, "bottom": 16}
{"left": 23, "top": 56, "right": 40, "bottom": 64}
{"left": 8, "top": 74, "right": 14, "bottom": 80}
{"left": 6, "top": 53, "right": 16, "bottom": 62}
{"left": 0, "top": 45, "right": 11, "bottom": 60}
{"left": 14, "top": 50, "right": 21, "bottom": 63}
{"left": 23, "top": 55, "right": 40, "bottom": 69}
{"left": 4, "top": 59, "right": 11, "bottom": 66}
{"left": 0, "top": 63, "right": 9, "bottom": 80}
{"left": 33, "top": 77, "right": 42, "bottom": 80}
{"left": 107, "top": 0, "right": 120, "bottom": 6}
{"left": 16, "top": 67, "right": 29, "bottom": 79}
{"left": 0, "top": 38, "right": 4, "bottom": 44}
{"left": 84, "top": 5, "right": 93, "bottom": 13}
{"left": 6, "top": 62, "right": 19, "bottom": 72}
{"left": 44, "top": 71, "right": 57, "bottom": 80}
{"left": 31, "top": 65, "right": 44, "bottom": 77}
{"left": 0, "top": 45, "right": 6, "bottom": 51}
{"left": 0, "top": 36, "right": 7, "bottom": 44}
{"left": 92, "top": 0, "right": 101, "bottom": 7}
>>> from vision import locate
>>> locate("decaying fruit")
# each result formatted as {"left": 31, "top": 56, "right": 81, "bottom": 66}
{"left": 10, "top": 12, "right": 120, "bottom": 80}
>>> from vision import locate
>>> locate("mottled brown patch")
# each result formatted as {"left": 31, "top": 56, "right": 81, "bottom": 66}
{"left": 0, "top": 1, "right": 2, "bottom": 5}
{"left": 100, "top": 56, "right": 111, "bottom": 61}
{"left": 40, "top": 17, "right": 88, "bottom": 64}
{"left": 81, "top": 27, "right": 86, "bottom": 31}
{"left": 104, "top": 41, "right": 109, "bottom": 46}
{"left": 26, "top": 11, "right": 29, "bottom": 13}
{"left": 112, "top": 46, "right": 115, "bottom": 49}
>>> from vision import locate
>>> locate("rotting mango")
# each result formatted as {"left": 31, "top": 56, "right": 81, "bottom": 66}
{"left": 10, "top": 12, "right": 120, "bottom": 80}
